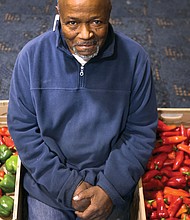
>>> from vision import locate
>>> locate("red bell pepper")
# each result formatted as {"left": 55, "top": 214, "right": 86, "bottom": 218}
{"left": 0, "top": 127, "right": 10, "bottom": 136}
{"left": 2, "top": 136, "right": 15, "bottom": 149}
{"left": 162, "top": 136, "right": 187, "bottom": 145}
{"left": 183, "top": 197, "right": 190, "bottom": 205}
{"left": 142, "top": 170, "right": 161, "bottom": 182}
{"left": 167, "top": 151, "right": 176, "bottom": 160}
{"left": 160, "top": 166, "right": 182, "bottom": 178}
{"left": 179, "top": 166, "right": 190, "bottom": 174}
{"left": 157, "top": 120, "right": 177, "bottom": 132}
{"left": 163, "top": 159, "right": 175, "bottom": 167}
{"left": 147, "top": 153, "right": 168, "bottom": 170}
{"left": 177, "top": 144, "right": 190, "bottom": 155}
{"left": 156, "top": 190, "right": 169, "bottom": 218}
{"left": 144, "top": 190, "right": 159, "bottom": 200}
{"left": 160, "top": 131, "right": 181, "bottom": 137}
{"left": 160, "top": 166, "right": 173, "bottom": 178}
{"left": 143, "top": 179, "right": 164, "bottom": 191}
{"left": 172, "top": 150, "right": 184, "bottom": 170}
{"left": 152, "top": 144, "right": 174, "bottom": 155}
{"left": 164, "top": 194, "right": 179, "bottom": 205}
{"left": 180, "top": 124, "right": 187, "bottom": 135}
{"left": 161, "top": 175, "right": 169, "bottom": 184}
{"left": 167, "top": 196, "right": 183, "bottom": 217}
{"left": 0, "top": 136, "right": 3, "bottom": 145}
{"left": 169, "top": 171, "right": 183, "bottom": 177}
{"left": 146, "top": 157, "right": 154, "bottom": 170}
{"left": 180, "top": 124, "right": 188, "bottom": 144}
{"left": 149, "top": 210, "right": 158, "bottom": 219}
{"left": 183, "top": 158, "right": 190, "bottom": 166}
{"left": 187, "top": 128, "right": 190, "bottom": 138}
{"left": 166, "top": 175, "right": 187, "bottom": 189}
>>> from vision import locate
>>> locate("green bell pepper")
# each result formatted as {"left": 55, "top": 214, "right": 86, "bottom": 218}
{"left": 0, "top": 144, "right": 12, "bottom": 163}
{"left": 0, "top": 173, "right": 15, "bottom": 193}
{"left": 0, "top": 195, "right": 14, "bottom": 217}
{"left": 5, "top": 155, "right": 18, "bottom": 174}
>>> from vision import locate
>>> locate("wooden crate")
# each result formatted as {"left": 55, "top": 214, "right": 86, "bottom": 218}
{"left": 0, "top": 100, "right": 8, "bottom": 126}
{"left": 140, "top": 108, "right": 190, "bottom": 220}
{"left": 158, "top": 108, "right": 190, "bottom": 126}
{"left": 0, "top": 100, "right": 22, "bottom": 220}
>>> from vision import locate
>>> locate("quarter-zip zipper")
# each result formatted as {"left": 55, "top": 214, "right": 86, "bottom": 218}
{"left": 79, "top": 64, "right": 85, "bottom": 87}
{"left": 80, "top": 64, "right": 85, "bottom": 76}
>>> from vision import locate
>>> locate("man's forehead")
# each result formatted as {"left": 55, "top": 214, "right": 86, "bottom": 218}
{"left": 57, "top": 0, "right": 111, "bottom": 5}
{"left": 57, "top": 0, "right": 112, "bottom": 15}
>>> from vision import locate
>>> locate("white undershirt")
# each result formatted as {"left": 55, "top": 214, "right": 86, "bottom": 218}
{"left": 72, "top": 54, "right": 90, "bottom": 66}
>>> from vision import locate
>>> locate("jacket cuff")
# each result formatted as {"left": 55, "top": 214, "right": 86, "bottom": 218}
{"left": 96, "top": 172, "right": 126, "bottom": 208}
{"left": 57, "top": 172, "right": 83, "bottom": 209}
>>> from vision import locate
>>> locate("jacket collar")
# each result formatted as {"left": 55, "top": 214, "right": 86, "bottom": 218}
{"left": 55, "top": 21, "right": 115, "bottom": 60}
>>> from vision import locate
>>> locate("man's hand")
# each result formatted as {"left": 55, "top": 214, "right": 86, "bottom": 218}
{"left": 72, "top": 181, "right": 92, "bottom": 211}
{"left": 73, "top": 186, "right": 113, "bottom": 220}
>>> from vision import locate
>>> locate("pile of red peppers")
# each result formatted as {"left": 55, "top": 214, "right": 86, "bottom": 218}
{"left": 143, "top": 119, "right": 190, "bottom": 220}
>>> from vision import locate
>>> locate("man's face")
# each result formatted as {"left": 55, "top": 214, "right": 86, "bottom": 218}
{"left": 57, "top": 0, "right": 111, "bottom": 60}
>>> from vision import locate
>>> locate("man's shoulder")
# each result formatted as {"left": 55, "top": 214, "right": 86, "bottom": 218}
{"left": 16, "top": 30, "right": 56, "bottom": 63}
{"left": 22, "top": 30, "right": 55, "bottom": 52}
{"left": 114, "top": 31, "right": 148, "bottom": 56}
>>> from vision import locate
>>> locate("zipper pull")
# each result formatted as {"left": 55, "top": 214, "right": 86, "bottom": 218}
{"left": 80, "top": 64, "right": 85, "bottom": 76}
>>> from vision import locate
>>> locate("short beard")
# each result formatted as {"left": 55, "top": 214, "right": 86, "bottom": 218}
{"left": 72, "top": 44, "right": 100, "bottom": 61}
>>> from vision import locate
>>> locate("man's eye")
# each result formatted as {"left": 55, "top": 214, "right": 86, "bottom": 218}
{"left": 93, "top": 20, "right": 102, "bottom": 25}
{"left": 67, "top": 21, "right": 77, "bottom": 26}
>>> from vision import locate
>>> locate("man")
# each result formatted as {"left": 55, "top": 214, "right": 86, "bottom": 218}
{"left": 7, "top": 0, "right": 157, "bottom": 219}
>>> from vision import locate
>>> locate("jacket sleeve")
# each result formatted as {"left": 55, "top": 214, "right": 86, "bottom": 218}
{"left": 95, "top": 54, "right": 158, "bottom": 207}
{"left": 7, "top": 51, "right": 83, "bottom": 210}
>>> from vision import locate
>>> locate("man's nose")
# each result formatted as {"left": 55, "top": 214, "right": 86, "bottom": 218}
{"left": 78, "top": 24, "right": 93, "bottom": 39}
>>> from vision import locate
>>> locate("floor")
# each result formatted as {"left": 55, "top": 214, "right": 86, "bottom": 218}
{"left": 0, "top": 0, "right": 190, "bottom": 107}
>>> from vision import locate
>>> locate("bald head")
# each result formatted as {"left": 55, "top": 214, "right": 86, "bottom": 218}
{"left": 57, "top": 0, "right": 112, "bottom": 18}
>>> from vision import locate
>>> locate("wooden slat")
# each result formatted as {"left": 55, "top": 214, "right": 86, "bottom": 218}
{"left": 0, "top": 100, "right": 8, "bottom": 116}
{"left": 138, "top": 179, "right": 146, "bottom": 220}
{"left": 158, "top": 108, "right": 190, "bottom": 126}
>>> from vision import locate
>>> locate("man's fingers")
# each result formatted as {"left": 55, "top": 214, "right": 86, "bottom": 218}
{"left": 72, "top": 198, "right": 91, "bottom": 212}
{"left": 74, "top": 186, "right": 113, "bottom": 220}
{"left": 73, "top": 188, "right": 91, "bottom": 201}
{"left": 75, "top": 204, "right": 97, "bottom": 220}
{"left": 75, "top": 205, "right": 107, "bottom": 220}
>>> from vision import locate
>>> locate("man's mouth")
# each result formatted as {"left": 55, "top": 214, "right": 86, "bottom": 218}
{"left": 74, "top": 42, "right": 98, "bottom": 54}
{"left": 72, "top": 41, "right": 100, "bottom": 60}
{"left": 74, "top": 40, "right": 97, "bottom": 48}
{"left": 76, "top": 44, "right": 95, "bottom": 50}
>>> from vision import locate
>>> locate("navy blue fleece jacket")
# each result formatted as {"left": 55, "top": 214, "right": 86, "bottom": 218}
{"left": 7, "top": 23, "right": 157, "bottom": 210}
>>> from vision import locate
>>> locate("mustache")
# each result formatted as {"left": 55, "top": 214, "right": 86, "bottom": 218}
{"left": 73, "top": 40, "right": 98, "bottom": 46}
